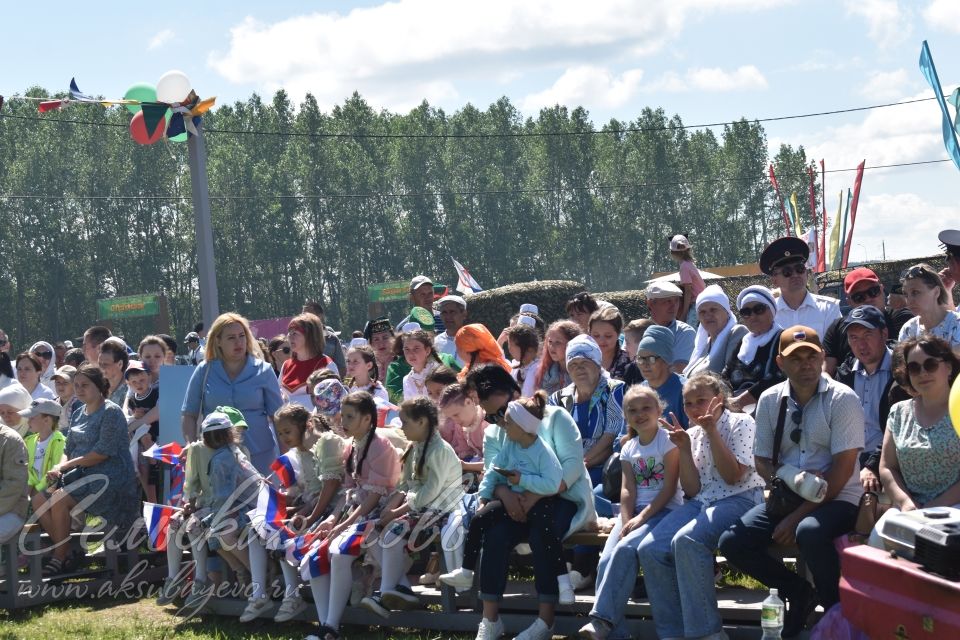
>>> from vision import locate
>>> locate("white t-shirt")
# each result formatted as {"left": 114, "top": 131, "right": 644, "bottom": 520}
{"left": 688, "top": 410, "right": 765, "bottom": 505}
{"left": 512, "top": 358, "right": 541, "bottom": 398}
{"left": 33, "top": 433, "right": 53, "bottom": 476}
{"left": 897, "top": 310, "right": 960, "bottom": 348}
{"left": 620, "top": 427, "right": 683, "bottom": 512}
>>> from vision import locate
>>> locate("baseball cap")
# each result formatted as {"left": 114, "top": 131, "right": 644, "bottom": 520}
{"left": 645, "top": 281, "right": 683, "bottom": 299}
{"left": 124, "top": 360, "right": 148, "bottom": 379}
{"left": 201, "top": 411, "right": 233, "bottom": 433}
{"left": 843, "top": 267, "right": 880, "bottom": 295}
{"left": 669, "top": 234, "right": 691, "bottom": 251}
{"left": 216, "top": 406, "right": 248, "bottom": 429}
{"left": 409, "top": 275, "right": 433, "bottom": 292}
{"left": 19, "top": 398, "right": 63, "bottom": 419}
{"left": 185, "top": 332, "right": 200, "bottom": 343}
{"left": 51, "top": 365, "right": 77, "bottom": 382}
{"left": 778, "top": 325, "right": 823, "bottom": 356}
{"left": 437, "top": 295, "right": 467, "bottom": 309}
{"left": 842, "top": 305, "right": 886, "bottom": 332}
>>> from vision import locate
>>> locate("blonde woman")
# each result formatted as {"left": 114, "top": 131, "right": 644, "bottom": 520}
{"left": 180, "top": 312, "right": 283, "bottom": 474}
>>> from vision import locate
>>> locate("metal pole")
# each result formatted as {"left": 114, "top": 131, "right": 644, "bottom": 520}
{"left": 187, "top": 121, "right": 220, "bottom": 328}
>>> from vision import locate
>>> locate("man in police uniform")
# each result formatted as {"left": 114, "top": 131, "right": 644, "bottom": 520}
{"left": 759, "top": 237, "right": 841, "bottom": 337}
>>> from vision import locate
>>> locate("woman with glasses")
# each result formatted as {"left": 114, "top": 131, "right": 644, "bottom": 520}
{"left": 877, "top": 336, "right": 960, "bottom": 516}
{"left": 723, "top": 285, "right": 784, "bottom": 413}
{"left": 16, "top": 353, "right": 57, "bottom": 401}
{"left": 897, "top": 263, "right": 960, "bottom": 348}
{"left": 267, "top": 334, "right": 290, "bottom": 376}
{"left": 28, "top": 341, "right": 57, "bottom": 393}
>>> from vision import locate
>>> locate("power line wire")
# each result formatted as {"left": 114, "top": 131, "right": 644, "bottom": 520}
{"left": 0, "top": 96, "right": 939, "bottom": 139}
{"left": 0, "top": 158, "right": 948, "bottom": 201}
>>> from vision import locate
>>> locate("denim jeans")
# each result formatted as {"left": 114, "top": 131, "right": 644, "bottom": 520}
{"left": 590, "top": 509, "right": 671, "bottom": 640}
{"left": 476, "top": 496, "right": 577, "bottom": 603}
{"left": 637, "top": 490, "right": 761, "bottom": 639}
{"left": 717, "top": 499, "right": 858, "bottom": 609}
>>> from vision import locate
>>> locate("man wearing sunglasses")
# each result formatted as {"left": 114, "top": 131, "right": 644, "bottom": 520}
{"left": 719, "top": 325, "right": 863, "bottom": 638}
{"left": 821, "top": 267, "right": 913, "bottom": 376}
{"left": 759, "top": 237, "right": 841, "bottom": 339}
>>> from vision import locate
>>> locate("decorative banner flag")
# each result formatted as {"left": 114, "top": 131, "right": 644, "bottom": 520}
{"left": 69, "top": 78, "right": 96, "bottom": 103}
{"left": 829, "top": 191, "right": 844, "bottom": 270}
{"left": 789, "top": 192, "right": 803, "bottom": 236}
{"left": 38, "top": 100, "right": 65, "bottom": 113}
{"left": 768, "top": 164, "right": 792, "bottom": 236}
{"left": 143, "top": 502, "right": 180, "bottom": 551}
{"left": 143, "top": 442, "right": 185, "bottom": 505}
{"left": 270, "top": 452, "right": 300, "bottom": 489}
{"left": 919, "top": 41, "right": 960, "bottom": 172}
{"left": 839, "top": 188, "right": 852, "bottom": 269}
{"left": 252, "top": 482, "right": 296, "bottom": 550}
{"left": 818, "top": 160, "right": 827, "bottom": 273}
{"left": 841, "top": 160, "right": 866, "bottom": 268}
{"left": 452, "top": 258, "right": 482, "bottom": 294}
{"left": 801, "top": 229, "right": 818, "bottom": 272}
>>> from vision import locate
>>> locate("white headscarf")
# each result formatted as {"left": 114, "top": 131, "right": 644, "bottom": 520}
{"left": 689, "top": 285, "right": 736, "bottom": 364}
{"left": 735, "top": 285, "right": 781, "bottom": 364}
{"left": 29, "top": 341, "right": 57, "bottom": 390}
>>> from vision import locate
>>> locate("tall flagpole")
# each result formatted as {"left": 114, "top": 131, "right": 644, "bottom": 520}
{"left": 187, "top": 121, "right": 220, "bottom": 328}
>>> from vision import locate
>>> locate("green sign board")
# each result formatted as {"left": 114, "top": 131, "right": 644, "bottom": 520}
{"left": 367, "top": 281, "right": 410, "bottom": 303}
{"left": 97, "top": 293, "right": 161, "bottom": 320}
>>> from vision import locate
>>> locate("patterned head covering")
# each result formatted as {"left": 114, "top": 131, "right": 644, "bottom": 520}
{"left": 312, "top": 379, "right": 349, "bottom": 417}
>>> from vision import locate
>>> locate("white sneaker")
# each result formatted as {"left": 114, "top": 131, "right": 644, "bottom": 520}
{"left": 569, "top": 569, "right": 595, "bottom": 591}
{"left": 514, "top": 617, "right": 554, "bottom": 640}
{"left": 475, "top": 616, "right": 505, "bottom": 640}
{"left": 578, "top": 619, "right": 611, "bottom": 640}
{"left": 438, "top": 567, "right": 474, "bottom": 590}
{"left": 558, "top": 581, "right": 575, "bottom": 605}
{"left": 239, "top": 595, "right": 272, "bottom": 622}
{"left": 274, "top": 594, "right": 308, "bottom": 622}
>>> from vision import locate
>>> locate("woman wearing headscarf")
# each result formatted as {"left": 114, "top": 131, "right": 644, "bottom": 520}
{"left": 721, "top": 285, "right": 785, "bottom": 414}
{"left": 29, "top": 341, "right": 57, "bottom": 392}
{"left": 454, "top": 324, "right": 512, "bottom": 382}
{"left": 683, "top": 285, "right": 747, "bottom": 379}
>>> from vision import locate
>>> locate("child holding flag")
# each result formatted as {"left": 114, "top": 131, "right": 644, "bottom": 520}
{"left": 359, "top": 396, "right": 464, "bottom": 617}
{"left": 302, "top": 391, "right": 400, "bottom": 640}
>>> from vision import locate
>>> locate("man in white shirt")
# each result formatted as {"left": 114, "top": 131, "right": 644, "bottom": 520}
{"left": 759, "top": 236, "right": 841, "bottom": 337}
{"left": 434, "top": 294, "right": 467, "bottom": 365}
{"left": 644, "top": 281, "right": 695, "bottom": 373}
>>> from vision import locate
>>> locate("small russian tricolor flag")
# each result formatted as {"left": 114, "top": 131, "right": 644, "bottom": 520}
{"left": 143, "top": 502, "right": 180, "bottom": 551}
{"left": 270, "top": 453, "right": 300, "bottom": 489}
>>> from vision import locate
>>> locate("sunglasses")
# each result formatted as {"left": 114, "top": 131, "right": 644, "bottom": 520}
{"left": 906, "top": 357, "right": 942, "bottom": 376}
{"left": 34, "top": 351, "right": 53, "bottom": 359}
{"left": 775, "top": 263, "right": 807, "bottom": 278}
{"left": 485, "top": 405, "right": 507, "bottom": 425}
{"left": 789, "top": 406, "right": 803, "bottom": 444}
{"left": 901, "top": 265, "right": 936, "bottom": 280}
{"left": 739, "top": 304, "right": 768, "bottom": 318}
{"left": 849, "top": 285, "right": 881, "bottom": 304}
{"left": 636, "top": 355, "right": 661, "bottom": 366}
{"left": 273, "top": 346, "right": 291, "bottom": 354}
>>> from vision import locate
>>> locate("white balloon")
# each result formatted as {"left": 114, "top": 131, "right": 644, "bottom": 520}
{"left": 156, "top": 70, "right": 192, "bottom": 104}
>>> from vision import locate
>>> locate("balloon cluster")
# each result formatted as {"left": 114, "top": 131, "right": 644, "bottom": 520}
{"left": 124, "top": 70, "right": 193, "bottom": 145}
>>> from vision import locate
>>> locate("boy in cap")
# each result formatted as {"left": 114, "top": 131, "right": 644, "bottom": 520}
{"left": 759, "top": 237, "right": 841, "bottom": 337}
{"left": 644, "top": 281, "right": 696, "bottom": 372}
{"left": 718, "top": 325, "right": 863, "bottom": 638}
{"left": 20, "top": 399, "right": 67, "bottom": 515}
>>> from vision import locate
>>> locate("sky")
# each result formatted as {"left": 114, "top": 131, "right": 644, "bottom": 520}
{"left": 5, "top": 0, "right": 960, "bottom": 263}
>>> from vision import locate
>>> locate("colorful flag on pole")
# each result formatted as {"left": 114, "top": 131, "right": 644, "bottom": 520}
{"left": 829, "top": 191, "right": 844, "bottom": 270}
{"left": 839, "top": 188, "right": 852, "bottom": 268}
{"left": 452, "top": 258, "right": 482, "bottom": 294}
{"left": 252, "top": 482, "right": 296, "bottom": 550}
{"left": 143, "top": 442, "right": 185, "bottom": 506}
{"left": 143, "top": 502, "right": 180, "bottom": 551}
{"left": 768, "top": 164, "right": 792, "bottom": 236}
{"left": 818, "top": 160, "right": 827, "bottom": 273}
{"left": 789, "top": 192, "right": 803, "bottom": 236}
{"left": 841, "top": 160, "right": 866, "bottom": 268}
{"left": 270, "top": 452, "right": 300, "bottom": 489}
{"left": 919, "top": 41, "right": 960, "bottom": 172}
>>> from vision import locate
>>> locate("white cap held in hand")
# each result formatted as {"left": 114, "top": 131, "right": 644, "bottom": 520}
{"left": 776, "top": 464, "right": 827, "bottom": 503}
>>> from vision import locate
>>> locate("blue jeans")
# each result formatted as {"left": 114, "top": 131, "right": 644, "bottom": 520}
{"left": 637, "top": 490, "right": 761, "bottom": 639}
{"left": 593, "top": 483, "right": 615, "bottom": 518}
{"left": 590, "top": 509, "right": 671, "bottom": 640}
{"left": 717, "top": 499, "right": 857, "bottom": 609}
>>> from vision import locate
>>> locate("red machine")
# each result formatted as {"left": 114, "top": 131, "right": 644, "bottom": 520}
{"left": 840, "top": 544, "right": 960, "bottom": 638}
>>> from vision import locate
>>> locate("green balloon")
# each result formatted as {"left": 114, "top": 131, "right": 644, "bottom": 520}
{"left": 170, "top": 131, "right": 188, "bottom": 143}
{"left": 124, "top": 83, "right": 157, "bottom": 115}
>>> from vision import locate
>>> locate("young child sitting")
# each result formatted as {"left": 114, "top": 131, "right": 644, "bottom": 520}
{"left": 21, "top": 399, "right": 66, "bottom": 535}
{"left": 125, "top": 361, "right": 158, "bottom": 502}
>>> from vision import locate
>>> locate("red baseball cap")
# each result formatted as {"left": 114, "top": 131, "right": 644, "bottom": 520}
{"left": 843, "top": 267, "right": 880, "bottom": 295}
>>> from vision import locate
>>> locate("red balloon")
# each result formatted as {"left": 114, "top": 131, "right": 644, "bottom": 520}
{"left": 129, "top": 110, "right": 165, "bottom": 145}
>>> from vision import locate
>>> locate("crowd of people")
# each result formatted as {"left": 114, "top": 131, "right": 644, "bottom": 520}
{"left": 0, "top": 229, "right": 958, "bottom": 640}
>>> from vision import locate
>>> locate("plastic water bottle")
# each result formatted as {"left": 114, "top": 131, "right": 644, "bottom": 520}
{"left": 761, "top": 588, "right": 784, "bottom": 638}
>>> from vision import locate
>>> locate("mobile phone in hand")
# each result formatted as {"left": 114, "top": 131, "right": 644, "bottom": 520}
{"left": 493, "top": 467, "right": 513, "bottom": 476}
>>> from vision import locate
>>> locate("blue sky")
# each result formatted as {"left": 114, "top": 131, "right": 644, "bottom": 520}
{"left": 5, "top": 0, "right": 960, "bottom": 262}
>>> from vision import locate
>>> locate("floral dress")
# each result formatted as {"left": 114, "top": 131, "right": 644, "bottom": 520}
{"left": 887, "top": 400, "right": 960, "bottom": 506}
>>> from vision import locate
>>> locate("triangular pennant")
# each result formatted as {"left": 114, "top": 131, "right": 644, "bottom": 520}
{"left": 39, "top": 100, "right": 65, "bottom": 113}
{"left": 69, "top": 77, "right": 96, "bottom": 102}
{"left": 166, "top": 112, "right": 186, "bottom": 139}
{"left": 141, "top": 103, "right": 168, "bottom": 135}
{"left": 190, "top": 96, "right": 216, "bottom": 116}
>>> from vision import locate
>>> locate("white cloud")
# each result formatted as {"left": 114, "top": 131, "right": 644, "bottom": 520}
{"left": 686, "top": 65, "right": 767, "bottom": 91}
{"left": 520, "top": 66, "right": 644, "bottom": 111}
{"left": 844, "top": 0, "right": 910, "bottom": 48}
{"left": 924, "top": 0, "right": 960, "bottom": 33}
{"left": 848, "top": 192, "right": 951, "bottom": 260}
{"left": 858, "top": 69, "right": 912, "bottom": 101}
{"left": 148, "top": 29, "right": 175, "bottom": 51}
{"left": 208, "top": 0, "right": 790, "bottom": 110}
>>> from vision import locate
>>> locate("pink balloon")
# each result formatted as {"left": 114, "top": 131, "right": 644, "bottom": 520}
{"left": 129, "top": 111, "right": 165, "bottom": 145}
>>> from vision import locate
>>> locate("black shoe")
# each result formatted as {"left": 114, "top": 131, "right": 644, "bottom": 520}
{"left": 783, "top": 582, "right": 818, "bottom": 638}
{"left": 359, "top": 590, "right": 390, "bottom": 619}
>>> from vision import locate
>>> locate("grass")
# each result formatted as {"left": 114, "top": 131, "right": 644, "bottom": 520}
{"left": 0, "top": 597, "right": 474, "bottom": 640}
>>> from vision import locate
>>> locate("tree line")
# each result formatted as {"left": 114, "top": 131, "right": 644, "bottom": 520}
{"left": 0, "top": 87, "right": 816, "bottom": 346}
